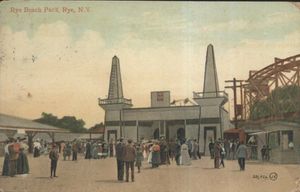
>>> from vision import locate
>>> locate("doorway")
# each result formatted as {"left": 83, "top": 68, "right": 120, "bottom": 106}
{"left": 204, "top": 127, "right": 216, "bottom": 155}
{"left": 153, "top": 128, "right": 159, "bottom": 140}
{"left": 177, "top": 128, "right": 185, "bottom": 142}
{"left": 107, "top": 130, "right": 117, "bottom": 142}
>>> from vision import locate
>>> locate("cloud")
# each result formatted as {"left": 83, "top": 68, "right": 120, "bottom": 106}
{"left": 200, "top": 20, "right": 248, "bottom": 33}
{"left": 0, "top": 17, "right": 299, "bottom": 127}
{"left": 217, "top": 30, "right": 300, "bottom": 88}
{"left": 0, "top": 21, "right": 109, "bottom": 127}
{"left": 199, "top": 11, "right": 300, "bottom": 34}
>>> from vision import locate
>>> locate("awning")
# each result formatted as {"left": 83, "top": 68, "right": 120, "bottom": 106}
{"left": 223, "top": 128, "right": 244, "bottom": 133}
{"left": 248, "top": 131, "right": 268, "bottom": 135}
{"left": 0, "top": 113, "right": 69, "bottom": 133}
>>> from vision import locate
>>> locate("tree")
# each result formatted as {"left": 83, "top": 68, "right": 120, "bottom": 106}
{"left": 35, "top": 112, "right": 58, "bottom": 126}
{"left": 58, "top": 116, "right": 86, "bottom": 133}
{"left": 35, "top": 113, "right": 87, "bottom": 133}
{"left": 250, "top": 85, "right": 300, "bottom": 120}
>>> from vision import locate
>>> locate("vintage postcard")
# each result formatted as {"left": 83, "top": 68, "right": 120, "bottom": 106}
{"left": 0, "top": 1, "right": 299, "bottom": 192}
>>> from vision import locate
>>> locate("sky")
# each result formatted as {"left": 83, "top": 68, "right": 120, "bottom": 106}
{"left": 0, "top": 1, "right": 299, "bottom": 128}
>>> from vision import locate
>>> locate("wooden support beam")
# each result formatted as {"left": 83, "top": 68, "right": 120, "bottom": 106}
{"left": 26, "top": 131, "right": 37, "bottom": 153}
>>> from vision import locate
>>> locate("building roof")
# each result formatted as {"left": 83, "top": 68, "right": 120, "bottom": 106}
{"left": 0, "top": 113, "right": 68, "bottom": 133}
{"left": 88, "top": 125, "right": 105, "bottom": 133}
{"left": 34, "top": 132, "right": 103, "bottom": 142}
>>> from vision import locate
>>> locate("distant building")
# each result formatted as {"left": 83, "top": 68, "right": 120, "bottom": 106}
{"left": 248, "top": 121, "right": 300, "bottom": 164}
{"left": 99, "top": 44, "right": 232, "bottom": 155}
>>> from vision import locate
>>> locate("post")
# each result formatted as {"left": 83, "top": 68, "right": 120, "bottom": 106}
{"left": 136, "top": 121, "right": 139, "bottom": 142}
{"left": 119, "top": 110, "right": 123, "bottom": 137}
{"left": 27, "top": 131, "right": 37, "bottom": 153}
{"left": 233, "top": 78, "right": 238, "bottom": 129}
{"left": 225, "top": 78, "right": 244, "bottom": 129}
{"left": 197, "top": 106, "right": 202, "bottom": 143}
{"left": 47, "top": 132, "right": 55, "bottom": 143}
{"left": 219, "top": 105, "right": 223, "bottom": 139}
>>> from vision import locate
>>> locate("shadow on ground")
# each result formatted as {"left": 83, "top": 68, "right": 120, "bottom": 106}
{"left": 95, "top": 179, "right": 121, "bottom": 183}
{"left": 35, "top": 176, "right": 51, "bottom": 179}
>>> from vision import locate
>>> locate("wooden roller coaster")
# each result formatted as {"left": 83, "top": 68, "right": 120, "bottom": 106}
{"left": 243, "top": 54, "right": 300, "bottom": 120}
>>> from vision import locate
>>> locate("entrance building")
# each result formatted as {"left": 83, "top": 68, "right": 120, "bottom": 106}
{"left": 99, "top": 44, "right": 232, "bottom": 155}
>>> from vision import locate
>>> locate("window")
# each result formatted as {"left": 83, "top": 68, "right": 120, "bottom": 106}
{"left": 157, "top": 92, "right": 164, "bottom": 101}
{"left": 268, "top": 131, "right": 280, "bottom": 149}
{"left": 159, "top": 121, "right": 165, "bottom": 135}
{"left": 282, "top": 130, "right": 294, "bottom": 150}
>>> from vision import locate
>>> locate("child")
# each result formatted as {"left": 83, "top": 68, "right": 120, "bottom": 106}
{"left": 135, "top": 145, "right": 144, "bottom": 173}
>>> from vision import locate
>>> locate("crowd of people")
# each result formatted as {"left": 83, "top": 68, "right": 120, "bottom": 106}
{"left": 1, "top": 137, "right": 117, "bottom": 178}
{"left": 1, "top": 136, "right": 265, "bottom": 180}
{"left": 114, "top": 137, "right": 202, "bottom": 182}
{"left": 209, "top": 138, "right": 251, "bottom": 171}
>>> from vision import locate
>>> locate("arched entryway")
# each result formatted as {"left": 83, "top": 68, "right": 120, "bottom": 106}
{"left": 177, "top": 128, "right": 185, "bottom": 141}
{"left": 153, "top": 128, "right": 159, "bottom": 139}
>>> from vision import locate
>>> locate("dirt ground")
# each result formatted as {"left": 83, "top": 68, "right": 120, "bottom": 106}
{"left": 0, "top": 154, "right": 299, "bottom": 192}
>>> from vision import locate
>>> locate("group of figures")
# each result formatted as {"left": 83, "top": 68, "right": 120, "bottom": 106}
{"left": 1, "top": 136, "right": 251, "bottom": 180}
{"left": 115, "top": 137, "right": 201, "bottom": 182}
{"left": 59, "top": 140, "right": 82, "bottom": 161}
{"left": 209, "top": 139, "right": 241, "bottom": 161}
{"left": 209, "top": 138, "right": 248, "bottom": 171}
{"left": 2, "top": 138, "right": 29, "bottom": 177}
{"left": 145, "top": 138, "right": 201, "bottom": 167}
{"left": 84, "top": 141, "right": 114, "bottom": 160}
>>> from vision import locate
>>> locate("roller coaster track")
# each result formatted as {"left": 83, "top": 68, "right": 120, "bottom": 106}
{"left": 248, "top": 54, "right": 300, "bottom": 86}
{"left": 243, "top": 54, "right": 300, "bottom": 119}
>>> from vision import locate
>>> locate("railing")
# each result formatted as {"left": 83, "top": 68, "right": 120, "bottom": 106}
{"left": 193, "top": 91, "right": 228, "bottom": 99}
{"left": 98, "top": 98, "right": 132, "bottom": 105}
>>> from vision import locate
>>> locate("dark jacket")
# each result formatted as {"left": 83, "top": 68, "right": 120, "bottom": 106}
{"left": 49, "top": 149, "right": 59, "bottom": 161}
{"left": 115, "top": 142, "right": 125, "bottom": 160}
{"left": 123, "top": 144, "right": 136, "bottom": 162}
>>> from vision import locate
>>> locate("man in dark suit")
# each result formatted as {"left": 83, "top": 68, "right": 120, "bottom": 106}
{"left": 115, "top": 138, "right": 125, "bottom": 181}
{"left": 49, "top": 144, "right": 59, "bottom": 178}
{"left": 123, "top": 139, "right": 136, "bottom": 182}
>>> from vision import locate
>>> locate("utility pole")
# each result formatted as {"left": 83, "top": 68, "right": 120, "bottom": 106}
{"left": 225, "top": 78, "right": 244, "bottom": 129}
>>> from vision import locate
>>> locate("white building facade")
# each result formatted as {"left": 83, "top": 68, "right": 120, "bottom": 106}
{"left": 99, "top": 44, "right": 232, "bottom": 155}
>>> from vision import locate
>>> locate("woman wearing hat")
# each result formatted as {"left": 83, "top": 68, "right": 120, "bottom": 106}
{"left": 135, "top": 144, "right": 144, "bottom": 173}
{"left": 1, "top": 140, "right": 10, "bottom": 176}
{"left": 151, "top": 141, "right": 161, "bottom": 168}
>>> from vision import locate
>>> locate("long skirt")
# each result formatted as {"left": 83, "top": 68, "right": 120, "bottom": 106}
{"left": 214, "top": 157, "right": 220, "bottom": 168}
{"left": 17, "top": 152, "right": 29, "bottom": 174}
{"left": 180, "top": 150, "right": 191, "bottom": 166}
{"left": 2, "top": 153, "right": 9, "bottom": 176}
{"left": 147, "top": 152, "right": 153, "bottom": 164}
{"left": 151, "top": 151, "right": 161, "bottom": 166}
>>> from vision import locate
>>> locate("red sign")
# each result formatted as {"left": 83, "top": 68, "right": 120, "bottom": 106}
{"left": 157, "top": 92, "right": 164, "bottom": 101}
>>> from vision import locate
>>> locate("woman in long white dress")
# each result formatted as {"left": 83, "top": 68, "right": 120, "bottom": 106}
{"left": 147, "top": 143, "right": 153, "bottom": 164}
{"left": 180, "top": 141, "right": 191, "bottom": 166}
